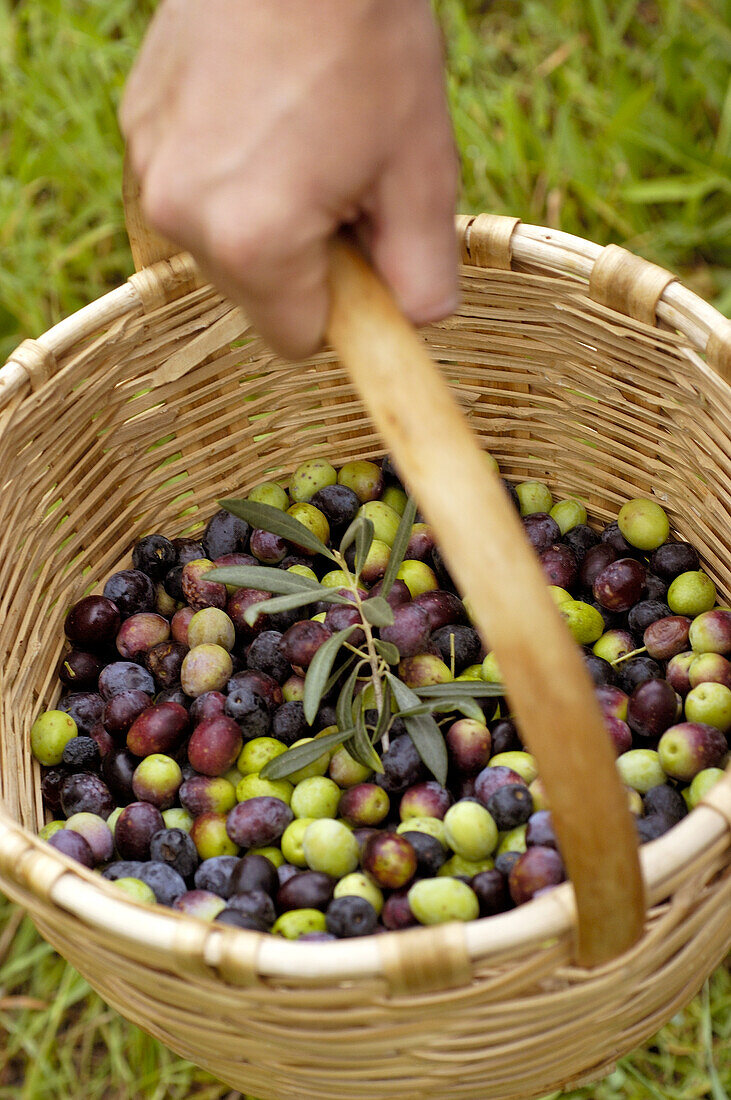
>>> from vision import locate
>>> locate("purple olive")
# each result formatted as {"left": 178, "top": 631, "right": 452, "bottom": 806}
{"left": 522, "top": 513, "right": 561, "bottom": 554}
{"left": 379, "top": 602, "right": 431, "bottom": 658}
{"left": 593, "top": 558, "right": 646, "bottom": 612}
{"left": 226, "top": 587, "right": 270, "bottom": 639}
{"left": 579, "top": 544, "right": 617, "bottom": 591}
{"left": 539, "top": 545, "right": 578, "bottom": 589}
{"left": 60, "top": 773, "right": 114, "bottom": 819}
{"left": 509, "top": 846, "right": 565, "bottom": 904}
{"left": 187, "top": 716, "right": 243, "bottom": 777}
{"left": 114, "top": 802, "right": 166, "bottom": 861}
{"left": 64, "top": 595, "right": 121, "bottom": 649}
{"left": 280, "top": 620, "right": 333, "bottom": 669}
{"left": 226, "top": 797, "right": 293, "bottom": 848}
{"left": 399, "top": 781, "right": 452, "bottom": 821}
{"left": 643, "top": 616, "right": 692, "bottom": 660}
{"left": 98, "top": 662, "right": 155, "bottom": 700}
{"left": 411, "top": 590, "right": 467, "bottom": 631}
{"left": 627, "top": 679, "right": 679, "bottom": 739}
{"left": 474, "top": 765, "right": 527, "bottom": 807}
{"left": 103, "top": 570, "right": 156, "bottom": 618}
{"left": 126, "top": 701, "right": 189, "bottom": 757}
{"left": 362, "top": 832, "right": 417, "bottom": 890}
{"left": 57, "top": 692, "right": 104, "bottom": 736}
{"left": 57, "top": 650, "right": 105, "bottom": 690}
{"left": 144, "top": 641, "right": 188, "bottom": 690}
{"left": 48, "top": 829, "right": 95, "bottom": 868}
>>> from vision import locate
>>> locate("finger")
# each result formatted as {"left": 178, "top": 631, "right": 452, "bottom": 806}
{"left": 366, "top": 130, "right": 460, "bottom": 326}
{"left": 119, "top": 4, "right": 185, "bottom": 171}
{"left": 202, "top": 220, "right": 332, "bottom": 361}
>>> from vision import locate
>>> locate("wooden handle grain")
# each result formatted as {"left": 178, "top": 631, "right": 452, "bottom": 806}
{"left": 326, "top": 238, "right": 645, "bottom": 966}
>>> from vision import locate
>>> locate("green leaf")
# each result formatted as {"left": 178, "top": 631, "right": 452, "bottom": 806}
{"left": 336, "top": 662, "right": 363, "bottom": 735}
{"left": 353, "top": 701, "right": 385, "bottom": 772}
{"left": 360, "top": 596, "right": 395, "bottom": 627}
{"left": 207, "top": 565, "right": 325, "bottom": 594}
{"left": 413, "top": 681, "right": 505, "bottom": 698}
{"left": 303, "top": 626, "right": 357, "bottom": 724}
{"left": 343, "top": 739, "right": 370, "bottom": 769}
{"left": 392, "top": 703, "right": 436, "bottom": 718}
{"left": 379, "top": 496, "right": 418, "bottom": 596}
{"left": 386, "top": 672, "right": 422, "bottom": 712}
{"left": 374, "top": 639, "right": 400, "bottom": 665}
{"left": 402, "top": 712, "right": 448, "bottom": 786}
{"left": 420, "top": 696, "right": 485, "bottom": 722}
{"left": 387, "top": 673, "right": 448, "bottom": 785}
{"left": 450, "top": 699, "right": 485, "bottom": 722}
{"left": 354, "top": 519, "right": 375, "bottom": 578}
{"left": 243, "top": 587, "right": 348, "bottom": 625}
{"left": 260, "top": 727, "right": 354, "bottom": 780}
{"left": 321, "top": 650, "right": 358, "bottom": 700}
{"left": 219, "top": 497, "right": 336, "bottom": 559}
{"left": 374, "top": 682, "right": 393, "bottom": 742}
{"left": 338, "top": 514, "right": 375, "bottom": 576}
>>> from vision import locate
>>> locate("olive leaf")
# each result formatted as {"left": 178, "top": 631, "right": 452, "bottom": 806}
{"left": 303, "top": 626, "right": 357, "bottom": 724}
{"left": 260, "top": 726, "right": 355, "bottom": 780}
{"left": 391, "top": 703, "right": 437, "bottom": 718}
{"left": 379, "top": 496, "right": 418, "bottom": 596}
{"left": 354, "top": 519, "right": 375, "bottom": 578}
{"left": 373, "top": 639, "right": 400, "bottom": 665}
{"left": 243, "top": 587, "right": 348, "bottom": 626}
{"left": 423, "top": 697, "right": 486, "bottom": 722}
{"left": 402, "top": 713, "right": 448, "bottom": 786}
{"left": 374, "top": 682, "right": 393, "bottom": 741}
{"left": 387, "top": 672, "right": 448, "bottom": 785}
{"left": 207, "top": 564, "right": 324, "bottom": 594}
{"left": 219, "top": 497, "right": 336, "bottom": 559}
{"left": 353, "top": 699, "right": 385, "bottom": 772}
{"left": 360, "top": 596, "right": 395, "bottom": 628}
{"left": 336, "top": 662, "right": 364, "bottom": 735}
{"left": 338, "top": 515, "right": 375, "bottom": 579}
{"left": 320, "top": 650, "right": 358, "bottom": 701}
{"left": 413, "top": 681, "right": 505, "bottom": 698}
{"left": 444, "top": 698, "right": 485, "bottom": 722}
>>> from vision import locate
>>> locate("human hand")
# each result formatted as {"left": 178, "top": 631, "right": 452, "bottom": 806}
{"left": 120, "top": 0, "right": 459, "bottom": 359}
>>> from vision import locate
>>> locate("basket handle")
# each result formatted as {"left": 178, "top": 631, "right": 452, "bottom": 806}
{"left": 122, "top": 163, "right": 645, "bottom": 965}
{"left": 326, "top": 239, "right": 644, "bottom": 965}
{"left": 122, "top": 152, "right": 179, "bottom": 271}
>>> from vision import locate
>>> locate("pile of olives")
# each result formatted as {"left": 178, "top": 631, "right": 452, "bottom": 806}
{"left": 31, "top": 455, "right": 729, "bottom": 939}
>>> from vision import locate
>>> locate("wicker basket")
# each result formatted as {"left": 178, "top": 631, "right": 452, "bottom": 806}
{"left": 0, "top": 199, "right": 729, "bottom": 1100}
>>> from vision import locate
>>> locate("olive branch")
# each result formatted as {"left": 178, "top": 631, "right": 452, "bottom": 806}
{"left": 208, "top": 496, "right": 502, "bottom": 785}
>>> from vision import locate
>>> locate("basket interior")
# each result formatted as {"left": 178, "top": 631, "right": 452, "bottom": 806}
{"left": 2, "top": 262, "right": 730, "bottom": 830}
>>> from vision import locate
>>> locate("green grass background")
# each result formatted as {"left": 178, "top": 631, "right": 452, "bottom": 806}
{"left": 1, "top": 0, "right": 729, "bottom": 1096}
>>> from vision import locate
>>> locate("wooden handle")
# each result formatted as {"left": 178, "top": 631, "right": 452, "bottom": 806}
{"left": 326, "top": 239, "right": 645, "bottom": 966}
{"left": 122, "top": 160, "right": 645, "bottom": 964}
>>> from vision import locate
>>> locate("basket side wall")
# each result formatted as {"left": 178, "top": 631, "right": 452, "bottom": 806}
{"left": 0, "top": 263, "right": 729, "bottom": 1100}
{"left": 1, "top": 268, "right": 731, "bottom": 828}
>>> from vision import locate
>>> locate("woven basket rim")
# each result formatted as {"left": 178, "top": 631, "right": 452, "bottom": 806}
{"left": 1, "top": 218, "right": 730, "bottom": 984}
{"left": 3, "top": 221, "right": 730, "bottom": 395}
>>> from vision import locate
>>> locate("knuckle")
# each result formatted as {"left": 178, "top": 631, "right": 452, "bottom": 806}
{"left": 207, "top": 224, "right": 267, "bottom": 280}
{"left": 205, "top": 205, "right": 286, "bottom": 283}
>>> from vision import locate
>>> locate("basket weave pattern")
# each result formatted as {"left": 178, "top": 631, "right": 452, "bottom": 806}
{"left": 0, "top": 216, "right": 729, "bottom": 1100}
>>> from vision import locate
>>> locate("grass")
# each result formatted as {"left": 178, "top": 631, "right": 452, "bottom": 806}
{"left": 1, "top": 0, "right": 730, "bottom": 1096}
{"left": 0, "top": 890, "right": 728, "bottom": 1100}
{"left": 438, "top": 0, "right": 731, "bottom": 312}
